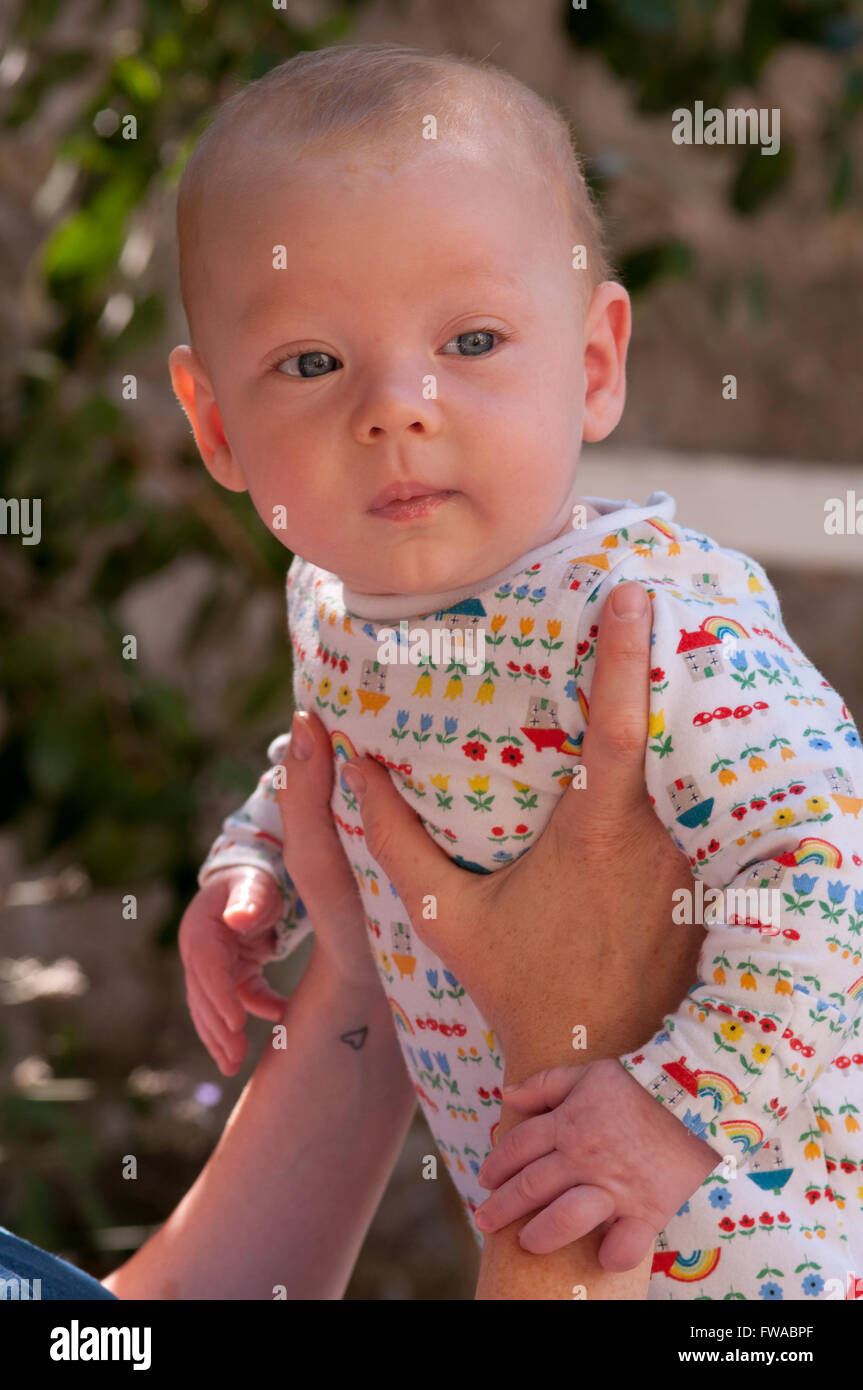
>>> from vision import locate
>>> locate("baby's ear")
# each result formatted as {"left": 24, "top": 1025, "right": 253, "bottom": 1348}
{"left": 168, "top": 345, "right": 247, "bottom": 493}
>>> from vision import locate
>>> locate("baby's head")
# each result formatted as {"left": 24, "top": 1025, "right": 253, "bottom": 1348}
{"left": 171, "top": 43, "right": 630, "bottom": 597}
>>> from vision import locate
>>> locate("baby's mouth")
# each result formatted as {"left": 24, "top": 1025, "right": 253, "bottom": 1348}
{"left": 368, "top": 490, "right": 458, "bottom": 521}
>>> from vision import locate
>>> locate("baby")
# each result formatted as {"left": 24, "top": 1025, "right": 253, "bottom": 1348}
{"left": 170, "top": 43, "right": 863, "bottom": 1300}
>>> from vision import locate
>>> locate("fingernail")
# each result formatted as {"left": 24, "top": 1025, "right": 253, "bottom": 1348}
{"left": 611, "top": 582, "right": 648, "bottom": 621}
{"left": 341, "top": 761, "right": 366, "bottom": 801}
{"left": 502, "top": 1081, "right": 522, "bottom": 1093}
{"left": 290, "top": 711, "right": 313, "bottom": 759}
{"left": 474, "top": 1210, "right": 490, "bottom": 1230}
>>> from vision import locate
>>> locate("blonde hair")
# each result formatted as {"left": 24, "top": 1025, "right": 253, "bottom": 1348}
{"left": 177, "top": 42, "right": 611, "bottom": 337}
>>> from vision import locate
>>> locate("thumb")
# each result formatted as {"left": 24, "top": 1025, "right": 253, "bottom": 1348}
{"left": 598, "top": 1216, "right": 656, "bottom": 1273}
{"left": 340, "top": 756, "right": 464, "bottom": 928}
{"left": 576, "top": 580, "right": 654, "bottom": 819}
{"left": 223, "top": 869, "right": 282, "bottom": 932}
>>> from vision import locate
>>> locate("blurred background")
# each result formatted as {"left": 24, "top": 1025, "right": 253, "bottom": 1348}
{"left": 1, "top": 0, "right": 862, "bottom": 1299}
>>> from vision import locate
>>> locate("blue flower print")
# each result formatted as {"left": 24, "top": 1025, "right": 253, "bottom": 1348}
{"left": 434, "top": 1052, "right": 450, "bottom": 1075}
{"left": 728, "top": 650, "right": 748, "bottom": 672}
{"left": 801, "top": 1273, "right": 824, "bottom": 1297}
{"left": 443, "top": 970, "right": 460, "bottom": 989}
{"left": 845, "top": 729, "right": 862, "bottom": 749}
{"left": 759, "top": 1281, "right": 783, "bottom": 1300}
{"left": 709, "top": 1188, "right": 733, "bottom": 1210}
{"left": 443, "top": 716, "right": 458, "bottom": 737}
{"left": 753, "top": 650, "right": 771, "bottom": 668}
{"left": 855, "top": 890, "right": 863, "bottom": 914}
{"left": 793, "top": 873, "right": 818, "bottom": 895}
{"left": 418, "top": 1049, "right": 433, "bottom": 1071}
{"left": 828, "top": 880, "right": 848, "bottom": 904}
{"left": 396, "top": 709, "right": 409, "bottom": 730}
{"left": 426, "top": 970, "right": 438, "bottom": 989}
{"left": 808, "top": 737, "right": 832, "bottom": 751}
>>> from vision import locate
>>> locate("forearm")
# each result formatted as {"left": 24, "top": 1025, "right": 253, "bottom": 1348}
{"left": 105, "top": 948, "right": 416, "bottom": 1300}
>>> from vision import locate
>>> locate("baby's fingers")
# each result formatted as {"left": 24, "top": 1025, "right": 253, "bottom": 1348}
{"left": 477, "top": 1111, "right": 555, "bottom": 1190}
{"left": 237, "top": 976, "right": 289, "bottom": 1023}
{"left": 597, "top": 1216, "right": 657, "bottom": 1273}
{"left": 474, "top": 1151, "right": 578, "bottom": 1234}
{"left": 222, "top": 871, "right": 283, "bottom": 933}
{"left": 518, "top": 1185, "right": 616, "bottom": 1254}
{"left": 501, "top": 1066, "right": 583, "bottom": 1114}
{"left": 188, "top": 971, "right": 246, "bottom": 1076}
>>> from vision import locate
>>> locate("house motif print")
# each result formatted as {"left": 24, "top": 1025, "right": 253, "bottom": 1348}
{"left": 560, "top": 552, "right": 611, "bottom": 592}
{"left": 358, "top": 658, "right": 390, "bottom": 715}
{"left": 676, "top": 617, "right": 750, "bottom": 681}
{"left": 520, "top": 695, "right": 582, "bottom": 756}
{"left": 668, "top": 774, "right": 714, "bottom": 830}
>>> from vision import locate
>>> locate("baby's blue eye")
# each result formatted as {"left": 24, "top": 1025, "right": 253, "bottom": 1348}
{"left": 440, "top": 330, "right": 497, "bottom": 357}
{"left": 276, "top": 351, "right": 341, "bottom": 378}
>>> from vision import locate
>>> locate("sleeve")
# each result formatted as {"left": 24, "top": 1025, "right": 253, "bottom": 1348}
{"left": 198, "top": 731, "right": 311, "bottom": 959}
{"left": 589, "top": 544, "right": 863, "bottom": 1168}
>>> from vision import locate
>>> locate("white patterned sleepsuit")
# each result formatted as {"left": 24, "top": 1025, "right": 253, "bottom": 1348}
{"left": 199, "top": 491, "right": 863, "bottom": 1301}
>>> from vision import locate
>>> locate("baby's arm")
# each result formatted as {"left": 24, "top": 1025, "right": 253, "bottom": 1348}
{"left": 184, "top": 730, "right": 314, "bottom": 1072}
{"left": 477, "top": 546, "right": 863, "bottom": 1260}
{"left": 198, "top": 731, "right": 311, "bottom": 953}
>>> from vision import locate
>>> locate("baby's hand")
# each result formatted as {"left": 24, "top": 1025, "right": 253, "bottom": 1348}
{"left": 474, "top": 1058, "right": 720, "bottom": 1271}
{"left": 179, "top": 867, "right": 289, "bottom": 1076}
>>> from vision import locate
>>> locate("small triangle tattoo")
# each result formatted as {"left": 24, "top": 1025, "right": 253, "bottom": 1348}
{"left": 340, "top": 1026, "right": 368, "bottom": 1050}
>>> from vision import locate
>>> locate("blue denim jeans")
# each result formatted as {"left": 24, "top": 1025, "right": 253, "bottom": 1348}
{"left": 0, "top": 1226, "right": 118, "bottom": 1300}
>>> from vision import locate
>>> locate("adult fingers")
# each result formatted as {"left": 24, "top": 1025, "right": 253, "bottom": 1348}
{"left": 578, "top": 581, "right": 654, "bottom": 819}
{"left": 274, "top": 710, "right": 363, "bottom": 923}
{"left": 340, "top": 755, "right": 469, "bottom": 939}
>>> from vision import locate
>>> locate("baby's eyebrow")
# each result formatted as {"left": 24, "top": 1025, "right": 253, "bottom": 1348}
{"left": 240, "top": 266, "right": 529, "bottom": 327}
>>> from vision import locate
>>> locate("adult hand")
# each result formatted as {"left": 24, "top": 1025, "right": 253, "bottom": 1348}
{"left": 339, "top": 582, "right": 703, "bottom": 1074}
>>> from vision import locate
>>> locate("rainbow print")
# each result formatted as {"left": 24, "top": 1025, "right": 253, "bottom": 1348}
{"left": 652, "top": 1248, "right": 721, "bottom": 1282}
{"left": 793, "top": 836, "right": 842, "bottom": 869}
{"left": 719, "top": 1117, "right": 764, "bottom": 1155}
{"left": 577, "top": 686, "right": 590, "bottom": 724}
{"left": 331, "top": 729, "right": 360, "bottom": 791}
{"left": 696, "top": 1071, "right": 741, "bottom": 1112}
{"left": 648, "top": 517, "right": 677, "bottom": 542}
{"left": 848, "top": 975, "right": 863, "bottom": 1001}
{"left": 387, "top": 996, "right": 414, "bottom": 1036}
{"left": 701, "top": 616, "right": 749, "bottom": 642}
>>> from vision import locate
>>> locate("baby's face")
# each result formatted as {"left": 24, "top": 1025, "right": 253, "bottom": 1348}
{"left": 176, "top": 143, "right": 625, "bottom": 595}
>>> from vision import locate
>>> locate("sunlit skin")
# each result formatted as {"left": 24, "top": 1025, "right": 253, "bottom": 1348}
{"left": 170, "top": 141, "right": 631, "bottom": 596}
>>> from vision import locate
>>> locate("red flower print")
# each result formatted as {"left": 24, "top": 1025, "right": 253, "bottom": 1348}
{"left": 650, "top": 667, "right": 665, "bottom": 681}
{"left": 492, "top": 1087, "right": 502, "bottom": 1100}
{"left": 760, "top": 1019, "right": 777, "bottom": 1033}
{"left": 577, "top": 641, "right": 590, "bottom": 656}
{"left": 339, "top": 657, "right": 348, "bottom": 673}
{"left": 538, "top": 665, "right": 551, "bottom": 680}
{"left": 507, "top": 661, "right": 521, "bottom": 674}
{"left": 740, "top": 1215, "right": 755, "bottom": 1229}
{"left": 738, "top": 1010, "right": 756, "bottom": 1023}
{"left": 841, "top": 1160, "right": 858, "bottom": 1174}
{"left": 491, "top": 827, "right": 504, "bottom": 837}
{"left": 478, "top": 1087, "right": 490, "bottom": 1100}
{"left": 589, "top": 625, "right": 599, "bottom": 638}
{"left": 632, "top": 1054, "right": 644, "bottom": 1064}
{"left": 719, "top": 1217, "right": 735, "bottom": 1233}
{"left": 708, "top": 838, "right": 720, "bottom": 854}
{"left": 731, "top": 806, "right": 748, "bottom": 821}
{"left": 805, "top": 1190, "right": 820, "bottom": 1205}
{"left": 759, "top": 1212, "right": 773, "bottom": 1226}
{"left": 523, "top": 663, "right": 536, "bottom": 676}
{"left": 788, "top": 783, "right": 805, "bottom": 795}
{"left": 515, "top": 823, "right": 528, "bottom": 834}
{"left": 750, "top": 797, "right": 767, "bottom": 811}
{"left": 462, "top": 741, "right": 487, "bottom": 761}
{"left": 501, "top": 745, "right": 524, "bottom": 767}
{"left": 777, "top": 1212, "right": 790, "bottom": 1224}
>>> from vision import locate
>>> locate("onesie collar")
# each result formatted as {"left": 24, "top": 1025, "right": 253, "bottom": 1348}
{"left": 337, "top": 490, "right": 676, "bottom": 621}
